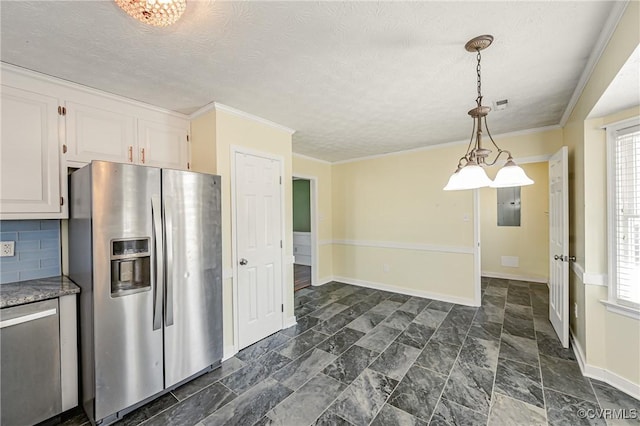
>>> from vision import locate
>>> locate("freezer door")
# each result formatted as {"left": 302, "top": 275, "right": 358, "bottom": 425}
{"left": 162, "top": 169, "right": 223, "bottom": 387}
{"left": 91, "top": 161, "right": 164, "bottom": 420}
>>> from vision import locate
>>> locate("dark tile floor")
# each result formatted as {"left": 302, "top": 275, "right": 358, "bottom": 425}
{"left": 60, "top": 278, "right": 640, "bottom": 426}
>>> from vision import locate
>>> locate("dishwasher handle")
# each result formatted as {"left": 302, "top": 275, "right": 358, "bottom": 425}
{"left": 0, "top": 306, "right": 57, "bottom": 329}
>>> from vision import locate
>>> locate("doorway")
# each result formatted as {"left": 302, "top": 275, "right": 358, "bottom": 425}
{"left": 292, "top": 176, "right": 317, "bottom": 291}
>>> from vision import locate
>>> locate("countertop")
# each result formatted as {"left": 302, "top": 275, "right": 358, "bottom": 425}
{"left": 0, "top": 276, "right": 80, "bottom": 309}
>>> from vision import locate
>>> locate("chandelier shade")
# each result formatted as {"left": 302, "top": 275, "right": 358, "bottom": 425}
{"left": 115, "top": 0, "right": 186, "bottom": 27}
{"left": 443, "top": 35, "right": 534, "bottom": 191}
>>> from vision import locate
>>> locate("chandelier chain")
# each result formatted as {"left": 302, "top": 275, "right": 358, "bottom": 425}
{"left": 476, "top": 50, "right": 482, "bottom": 103}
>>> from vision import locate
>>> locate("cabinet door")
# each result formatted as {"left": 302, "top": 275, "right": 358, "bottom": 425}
{"left": 65, "top": 101, "right": 136, "bottom": 164}
{"left": 0, "top": 86, "right": 61, "bottom": 215}
{"left": 138, "top": 120, "right": 189, "bottom": 170}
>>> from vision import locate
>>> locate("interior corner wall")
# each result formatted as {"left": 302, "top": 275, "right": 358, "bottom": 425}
{"left": 330, "top": 145, "right": 477, "bottom": 304}
{"left": 190, "top": 108, "right": 294, "bottom": 352}
{"left": 480, "top": 162, "right": 550, "bottom": 282}
{"left": 292, "top": 155, "right": 333, "bottom": 282}
{"left": 561, "top": 0, "right": 640, "bottom": 391}
{"left": 190, "top": 110, "right": 217, "bottom": 175}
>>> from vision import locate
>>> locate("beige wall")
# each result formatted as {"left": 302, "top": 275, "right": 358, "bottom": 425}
{"left": 481, "top": 162, "right": 549, "bottom": 282}
{"left": 292, "top": 155, "right": 334, "bottom": 282}
{"left": 190, "top": 108, "right": 294, "bottom": 351}
{"left": 331, "top": 144, "right": 477, "bottom": 304}
{"left": 561, "top": 0, "right": 640, "bottom": 389}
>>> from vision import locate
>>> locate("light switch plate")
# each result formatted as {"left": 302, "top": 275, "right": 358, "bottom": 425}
{"left": 0, "top": 241, "right": 15, "bottom": 257}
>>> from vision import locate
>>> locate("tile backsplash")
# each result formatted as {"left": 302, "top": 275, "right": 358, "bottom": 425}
{"left": 0, "top": 220, "right": 61, "bottom": 284}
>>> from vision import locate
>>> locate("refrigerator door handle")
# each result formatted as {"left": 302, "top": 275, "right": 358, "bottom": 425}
{"left": 164, "top": 197, "right": 174, "bottom": 327}
{"left": 151, "top": 195, "right": 163, "bottom": 331}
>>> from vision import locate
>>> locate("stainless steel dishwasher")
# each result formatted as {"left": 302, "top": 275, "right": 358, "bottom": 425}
{"left": 1, "top": 299, "right": 62, "bottom": 426}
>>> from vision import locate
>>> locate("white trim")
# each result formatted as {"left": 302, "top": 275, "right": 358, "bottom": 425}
{"left": 333, "top": 275, "right": 477, "bottom": 307}
{"left": 1, "top": 62, "right": 188, "bottom": 120}
{"left": 292, "top": 173, "right": 320, "bottom": 286}
{"left": 473, "top": 189, "right": 482, "bottom": 306}
{"left": 570, "top": 261, "right": 607, "bottom": 287}
{"left": 482, "top": 271, "right": 548, "bottom": 284}
{"left": 230, "top": 145, "right": 287, "bottom": 352}
{"left": 512, "top": 154, "right": 552, "bottom": 165}
{"left": 583, "top": 272, "right": 607, "bottom": 287}
{"left": 319, "top": 239, "right": 333, "bottom": 246}
{"left": 601, "top": 116, "right": 640, "bottom": 130}
{"left": 331, "top": 125, "right": 561, "bottom": 166}
{"left": 0, "top": 308, "right": 57, "bottom": 329}
{"left": 314, "top": 276, "right": 334, "bottom": 287}
{"left": 561, "top": 1, "right": 629, "bottom": 125}
{"left": 214, "top": 103, "right": 296, "bottom": 135}
{"left": 188, "top": 101, "right": 217, "bottom": 120}
{"left": 570, "top": 330, "right": 640, "bottom": 401}
{"left": 292, "top": 153, "right": 332, "bottom": 165}
{"left": 223, "top": 268, "right": 233, "bottom": 280}
{"left": 332, "top": 239, "right": 474, "bottom": 255}
{"left": 600, "top": 300, "right": 640, "bottom": 320}
{"left": 283, "top": 316, "right": 297, "bottom": 329}
{"left": 222, "top": 345, "right": 238, "bottom": 362}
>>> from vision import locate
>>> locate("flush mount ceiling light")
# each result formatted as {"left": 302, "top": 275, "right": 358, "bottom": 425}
{"left": 115, "top": 0, "right": 186, "bottom": 27}
{"left": 444, "top": 35, "right": 534, "bottom": 191}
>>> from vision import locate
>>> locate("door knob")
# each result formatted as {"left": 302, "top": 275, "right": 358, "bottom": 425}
{"left": 239, "top": 258, "right": 248, "bottom": 266}
{"left": 567, "top": 256, "right": 576, "bottom": 262}
{"left": 554, "top": 255, "right": 561, "bottom": 261}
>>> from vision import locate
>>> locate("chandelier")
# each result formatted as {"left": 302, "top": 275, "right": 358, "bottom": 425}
{"left": 115, "top": 0, "right": 186, "bottom": 27}
{"left": 444, "top": 35, "right": 534, "bottom": 191}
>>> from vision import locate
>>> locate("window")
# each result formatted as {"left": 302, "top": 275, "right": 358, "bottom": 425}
{"left": 607, "top": 119, "right": 640, "bottom": 313}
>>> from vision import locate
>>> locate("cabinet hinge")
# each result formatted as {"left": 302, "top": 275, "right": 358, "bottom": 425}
{"left": 187, "top": 162, "right": 191, "bottom": 170}
{"left": 279, "top": 176, "right": 282, "bottom": 184}
{"left": 186, "top": 134, "right": 190, "bottom": 142}
{"left": 281, "top": 304, "right": 284, "bottom": 313}
{"left": 62, "top": 144, "right": 67, "bottom": 154}
{"left": 60, "top": 196, "right": 64, "bottom": 206}
{"left": 280, "top": 240, "right": 283, "bottom": 248}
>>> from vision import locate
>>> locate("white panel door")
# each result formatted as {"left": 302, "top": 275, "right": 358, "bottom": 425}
{"left": 235, "top": 152, "right": 283, "bottom": 349}
{"left": 65, "top": 101, "right": 136, "bottom": 164}
{"left": 0, "top": 85, "right": 60, "bottom": 215}
{"left": 137, "top": 119, "right": 189, "bottom": 170}
{"left": 549, "top": 146, "right": 569, "bottom": 348}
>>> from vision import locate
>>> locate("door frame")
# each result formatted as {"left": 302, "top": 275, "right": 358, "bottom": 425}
{"left": 230, "top": 145, "right": 287, "bottom": 351}
{"left": 292, "top": 174, "right": 319, "bottom": 287}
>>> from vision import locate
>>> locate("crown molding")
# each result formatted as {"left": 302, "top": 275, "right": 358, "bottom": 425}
{"left": 292, "top": 153, "right": 332, "bottom": 165}
{"left": 331, "top": 124, "right": 562, "bottom": 166}
{"left": 0, "top": 61, "right": 190, "bottom": 120}
{"left": 212, "top": 102, "right": 296, "bottom": 135}
{"left": 559, "top": 1, "right": 630, "bottom": 126}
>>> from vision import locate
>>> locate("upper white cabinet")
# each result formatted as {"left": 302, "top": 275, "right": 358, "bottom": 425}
{"left": 137, "top": 119, "right": 189, "bottom": 170}
{"left": 0, "top": 86, "right": 61, "bottom": 218}
{"left": 0, "top": 64, "right": 191, "bottom": 219}
{"left": 65, "top": 101, "right": 136, "bottom": 165}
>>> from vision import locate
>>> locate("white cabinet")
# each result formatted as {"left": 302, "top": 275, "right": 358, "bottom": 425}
{"left": 0, "top": 85, "right": 62, "bottom": 218}
{"left": 65, "top": 101, "right": 136, "bottom": 165}
{"left": 0, "top": 64, "right": 191, "bottom": 219}
{"left": 137, "top": 119, "right": 189, "bottom": 170}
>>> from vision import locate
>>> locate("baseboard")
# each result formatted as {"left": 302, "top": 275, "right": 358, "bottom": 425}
{"left": 314, "top": 276, "right": 334, "bottom": 286}
{"left": 332, "top": 275, "right": 477, "bottom": 307}
{"left": 222, "top": 345, "right": 238, "bottom": 362}
{"left": 482, "top": 271, "right": 548, "bottom": 284}
{"left": 570, "top": 330, "right": 640, "bottom": 400}
{"left": 283, "top": 315, "right": 297, "bottom": 329}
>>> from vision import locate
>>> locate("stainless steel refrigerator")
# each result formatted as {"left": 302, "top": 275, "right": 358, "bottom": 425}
{"left": 69, "top": 161, "right": 223, "bottom": 425}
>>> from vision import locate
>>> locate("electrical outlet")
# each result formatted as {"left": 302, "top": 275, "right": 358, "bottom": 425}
{"left": 383, "top": 264, "right": 390, "bottom": 273}
{"left": 574, "top": 302, "right": 578, "bottom": 319}
{"left": 0, "top": 241, "right": 15, "bottom": 257}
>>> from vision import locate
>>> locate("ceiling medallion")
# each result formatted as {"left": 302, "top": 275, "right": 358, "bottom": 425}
{"left": 115, "top": 0, "right": 186, "bottom": 27}
{"left": 444, "top": 35, "right": 534, "bottom": 191}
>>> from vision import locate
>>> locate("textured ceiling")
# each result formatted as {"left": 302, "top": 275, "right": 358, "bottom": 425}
{"left": 0, "top": 1, "right": 619, "bottom": 162}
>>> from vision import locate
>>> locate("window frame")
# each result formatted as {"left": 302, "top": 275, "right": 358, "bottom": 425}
{"left": 605, "top": 116, "right": 640, "bottom": 320}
